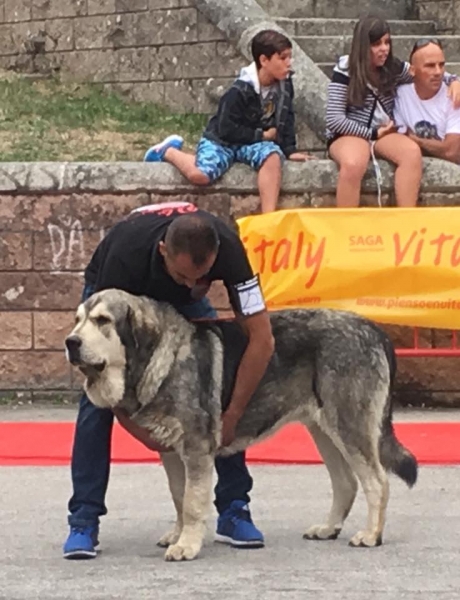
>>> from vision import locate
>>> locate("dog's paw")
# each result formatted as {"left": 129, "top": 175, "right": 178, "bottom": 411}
{"left": 303, "top": 524, "right": 341, "bottom": 541}
{"left": 157, "top": 528, "right": 181, "bottom": 548}
{"left": 164, "top": 542, "right": 201, "bottom": 562}
{"left": 348, "top": 530, "right": 382, "bottom": 548}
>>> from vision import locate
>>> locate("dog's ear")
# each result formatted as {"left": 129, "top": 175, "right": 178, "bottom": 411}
{"left": 115, "top": 305, "right": 159, "bottom": 386}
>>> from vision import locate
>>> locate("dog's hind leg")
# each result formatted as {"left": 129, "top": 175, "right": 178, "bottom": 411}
{"left": 347, "top": 453, "right": 389, "bottom": 548}
{"left": 164, "top": 452, "right": 214, "bottom": 562}
{"left": 303, "top": 424, "right": 358, "bottom": 541}
{"left": 157, "top": 452, "right": 186, "bottom": 548}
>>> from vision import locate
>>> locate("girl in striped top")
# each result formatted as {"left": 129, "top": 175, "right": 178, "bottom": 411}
{"left": 327, "top": 15, "right": 460, "bottom": 208}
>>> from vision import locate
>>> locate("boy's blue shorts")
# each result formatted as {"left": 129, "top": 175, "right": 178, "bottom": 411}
{"left": 195, "top": 137, "right": 285, "bottom": 183}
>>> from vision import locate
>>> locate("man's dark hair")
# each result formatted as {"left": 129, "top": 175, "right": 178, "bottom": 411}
{"left": 251, "top": 29, "right": 292, "bottom": 69}
{"left": 164, "top": 214, "right": 220, "bottom": 267}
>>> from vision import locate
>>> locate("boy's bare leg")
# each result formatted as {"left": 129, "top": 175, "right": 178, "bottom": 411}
{"left": 164, "top": 147, "right": 210, "bottom": 186}
{"left": 258, "top": 153, "right": 282, "bottom": 213}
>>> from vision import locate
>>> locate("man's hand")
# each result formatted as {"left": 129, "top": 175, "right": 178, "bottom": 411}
{"left": 288, "top": 152, "right": 318, "bottom": 161}
{"left": 447, "top": 79, "right": 460, "bottom": 109}
{"left": 262, "top": 127, "right": 277, "bottom": 141}
{"left": 220, "top": 409, "right": 241, "bottom": 448}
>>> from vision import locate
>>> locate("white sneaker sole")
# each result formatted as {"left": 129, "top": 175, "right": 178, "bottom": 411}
{"left": 214, "top": 533, "right": 265, "bottom": 548}
{"left": 63, "top": 549, "right": 97, "bottom": 560}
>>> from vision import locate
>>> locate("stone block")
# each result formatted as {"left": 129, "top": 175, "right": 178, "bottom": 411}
{"left": 116, "top": 0, "right": 148, "bottom": 10}
{"left": 0, "top": 192, "right": 147, "bottom": 231}
{"left": 0, "top": 232, "right": 32, "bottom": 269}
{"left": 163, "top": 77, "right": 233, "bottom": 113}
{"left": 34, "top": 311, "right": 75, "bottom": 350}
{"left": 104, "top": 81, "right": 165, "bottom": 104}
{"left": 0, "top": 312, "right": 32, "bottom": 350}
{"left": 58, "top": 49, "right": 119, "bottom": 82}
{"left": 256, "top": 0, "right": 409, "bottom": 18}
{"left": 159, "top": 41, "right": 241, "bottom": 79}
{"left": 230, "top": 195, "right": 260, "bottom": 220}
{"left": 45, "top": 18, "right": 74, "bottom": 51}
{"left": 149, "top": 0, "right": 184, "bottom": 8}
{"left": 74, "top": 14, "right": 120, "bottom": 50}
{"left": 195, "top": 193, "right": 232, "bottom": 223}
{"left": 31, "top": 0, "right": 86, "bottom": 19}
{"left": 0, "top": 1, "right": 5, "bottom": 23}
{"left": 118, "top": 47, "right": 151, "bottom": 82}
{"left": 87, "top": 0, "right": 116, "bottom": 15}
{"left": 0, "top": 272, "right": 83, "bottom": 310}
{"left": 417, "top": 1, "right": 454, "bottom": 32}
{"left": 148, "top": 8, "right": 198, "bottom": 45}
{"left": 0, "top": 23, "right": 29, "bottom": 54}
{"left": 33, "top": 228, "right": 103, "bottom": 271}
{"left": 197, "top": 10, "right": 226, "bottom": 42}
{"left": 0, "top": 350, "right": 71, "bottom": 389}
{"left": 4, "top": 0, "right": 30, "bottom": 22}
{"left": 91, "top": 9, "right": 197, "bottom": 48}
{"left": 420, "top": 192, "right": 460, "bottom": 207}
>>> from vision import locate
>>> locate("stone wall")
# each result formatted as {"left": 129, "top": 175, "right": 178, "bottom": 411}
{"left": 0, "top": 0, "right": 240, "bottom": 113}
{"left": 1, "top": 160, "right": 460, "bottom": 407}
{"left": 416, "top": 0, "right": 460, "bottom": 33}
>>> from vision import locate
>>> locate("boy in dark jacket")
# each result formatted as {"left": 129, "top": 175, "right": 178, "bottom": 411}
{"left": 144, "top": 29, "right": 312, "bottom": 213}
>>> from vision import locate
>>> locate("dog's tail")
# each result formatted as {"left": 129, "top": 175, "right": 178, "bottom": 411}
{"left": 378, "top": 330, "right": 418, "bottom": 488}
{"left": 379, "top": 420, "right": 418, "bottom": 487}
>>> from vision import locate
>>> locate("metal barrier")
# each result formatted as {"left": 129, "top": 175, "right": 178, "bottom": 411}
{"left": 395, "top": 329, "right": 460, "bottom": 357}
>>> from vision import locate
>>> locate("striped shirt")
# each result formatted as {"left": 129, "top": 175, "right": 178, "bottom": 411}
{"left": 326, "top": 55, "right": 412, "bottom": 142}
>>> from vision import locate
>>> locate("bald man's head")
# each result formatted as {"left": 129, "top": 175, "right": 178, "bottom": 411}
{"left": 409, "top": 39, "right": 445, "bottom": 99}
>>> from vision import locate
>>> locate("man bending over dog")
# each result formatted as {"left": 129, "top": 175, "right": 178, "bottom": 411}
{"left": 63, "top": 201, "right": 274, "bottom": 559}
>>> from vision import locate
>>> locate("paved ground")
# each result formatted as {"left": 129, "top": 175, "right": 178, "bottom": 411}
{"left": 2, "top": 463, "right": 459, "bottom": 600}
{"left": 2, "top": 407, "right": 459, "bottom": 600}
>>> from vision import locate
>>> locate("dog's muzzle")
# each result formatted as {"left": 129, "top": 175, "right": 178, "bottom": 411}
{"left": 65, "top": 335, "right": 82, "bottom": 364}
{"left": 65, "top": 335, "right": 106, "bottom": 373}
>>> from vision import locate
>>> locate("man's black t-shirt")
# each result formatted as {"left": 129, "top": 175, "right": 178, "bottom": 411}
{"left": 85, "top": 203, "right": 265, "bottom": 316}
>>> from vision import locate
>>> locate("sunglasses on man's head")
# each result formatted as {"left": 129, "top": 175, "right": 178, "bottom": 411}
{"left": 410, "top": 37, "right": 443, "bottom": 60}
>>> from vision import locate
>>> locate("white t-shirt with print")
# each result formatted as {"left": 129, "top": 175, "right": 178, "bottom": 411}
{"left": 394, "top": 82, "right": 460, "bottom": 141}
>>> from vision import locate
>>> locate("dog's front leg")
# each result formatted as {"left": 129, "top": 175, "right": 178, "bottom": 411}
{"left": 157, "top": 452, "right": 185, "bottom": 548}
{"left": 164, "top": 452, "right": 214, "bottom": 562}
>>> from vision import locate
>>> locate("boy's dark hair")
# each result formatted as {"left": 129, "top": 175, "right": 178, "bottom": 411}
{"left": 164, "top": 214, "right": 220, "bottom": 267}
{"left": 251, "top": 29, "right": 292, "bottom": 69}
{"left": 348, "top": 14, "right": 402, "bottom": 106}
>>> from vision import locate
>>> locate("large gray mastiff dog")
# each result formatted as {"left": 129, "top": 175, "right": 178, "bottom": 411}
{"left": 65, "top": 288, "right": 417, "bottom": 562}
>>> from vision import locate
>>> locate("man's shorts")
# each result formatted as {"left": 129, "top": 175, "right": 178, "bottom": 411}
{"left": 195, "top": 137, "right": 285, "bottom": 183}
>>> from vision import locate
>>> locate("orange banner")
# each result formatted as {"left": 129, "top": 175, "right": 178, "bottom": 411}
{"left": 237, "top": 207, "right": 460, "bottom": 329}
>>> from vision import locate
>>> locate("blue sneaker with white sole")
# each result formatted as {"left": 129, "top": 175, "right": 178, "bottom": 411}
{"left": 63, "top": 525, "right": 99, "bottom": 560}
{"left": 143, "top": 134, "right": 184, "bottom": 162}
{"left": 215, "top": 500, "right": 265, "bottom": 549}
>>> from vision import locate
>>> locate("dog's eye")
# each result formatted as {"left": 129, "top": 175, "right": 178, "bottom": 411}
{"left": 95, "top": 316, "right": 111, "bottom": 327}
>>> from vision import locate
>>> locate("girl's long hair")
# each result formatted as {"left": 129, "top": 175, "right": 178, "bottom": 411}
{"left": 348, "top": 14, "right": 403, "bottom": 106}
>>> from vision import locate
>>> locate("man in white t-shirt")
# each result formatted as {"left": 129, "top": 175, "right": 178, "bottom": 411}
{"left": 394, "top": 38, "right": 460, "bottom": 164}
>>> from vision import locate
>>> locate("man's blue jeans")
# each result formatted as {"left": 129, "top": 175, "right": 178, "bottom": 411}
{"left": 68, "top": 285, "right": 253, "bottom": 527}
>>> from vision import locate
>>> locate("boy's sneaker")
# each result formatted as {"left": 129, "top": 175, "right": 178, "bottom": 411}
{"left": 63, "top": 525, "right": 99, "bottom": 560}
{"left": 215, "top": 500, "right": 265, "bottom": 548}
{"left": 143, "top": 135, "right": 184, "bottom": 162}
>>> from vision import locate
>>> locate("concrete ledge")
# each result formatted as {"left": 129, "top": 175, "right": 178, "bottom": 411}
{"left": 0, "top": 159, "right": 459, "bottom": 197}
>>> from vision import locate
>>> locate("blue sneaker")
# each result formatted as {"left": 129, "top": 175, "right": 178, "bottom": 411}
{"left": 63, "top": 525, "right": 99, "bottom": 560}
{"left": 215, "top": 501, "right": 265, "bottom": 548}
{"left": 143, "top": 134, "right": 184, "bottom": 162}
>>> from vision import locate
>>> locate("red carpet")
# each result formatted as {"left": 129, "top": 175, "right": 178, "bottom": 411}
{"left": 0, "top": 422, "right": 459, "bottom": 466}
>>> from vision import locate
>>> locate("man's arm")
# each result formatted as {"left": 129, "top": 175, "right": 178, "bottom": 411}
{"left": 221, "top": 310, "right": 274, "bottom": 446}
{"left": 409, "top": 131, "right": 460, "bottom": 163}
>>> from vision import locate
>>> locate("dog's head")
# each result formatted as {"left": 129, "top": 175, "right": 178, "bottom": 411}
{"left": 65, "top": 289, "right": 162, "bottom": 409}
